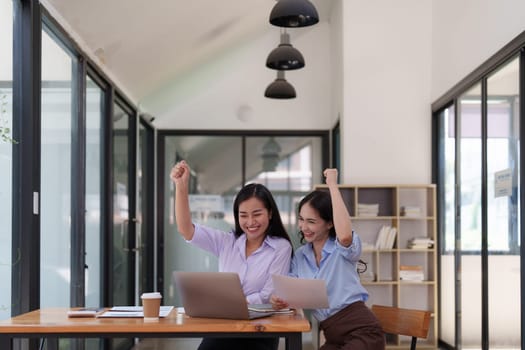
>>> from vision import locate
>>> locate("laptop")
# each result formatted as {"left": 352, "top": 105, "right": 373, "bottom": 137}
{"left": 172, "top": 271, "right": 274, "bottom": 320}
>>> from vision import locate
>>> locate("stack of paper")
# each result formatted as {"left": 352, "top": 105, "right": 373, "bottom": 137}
{"left": 407, "top": 237, "right": 434, "bottom": 249}
{"left": 248, "top": 304, "right": 294, "bottom": 314}
{"left": 67, "top": 307, "right": 104, "bottom": 318}
{"left": 272, "top": 274, "right": 329, "bottom": 309}
{"left": 375, "top": 225, "right": 397, "bottom": 249}
{"left": 358, "top": 203, "right": 379, "bottom": 217}
{"left": 98, "top": 306, "right": 174, "bottom": 318}
{"left": 399, "top": 265, "right": 424, "bottom": 281}
{"left": 401, "top": 206, "right": 422, "bottom": 217}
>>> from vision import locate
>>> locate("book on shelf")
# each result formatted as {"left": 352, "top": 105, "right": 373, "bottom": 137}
{"left": 399, "top": 265, "right": 424, "bottom": 281}
{"left": 357, "top": 203, "right": 379, "bottom": 217}
{"left": 401, "top": 206, "right": 422, "bottom": 217}
{"left": 375, "top": 225, "right": 397, "bottom": 249}
{"left": 407, "top": 237, "right": 434, "bottom": 249}
{"left": 385, "top": 227, "right": 397, "bottom": 249}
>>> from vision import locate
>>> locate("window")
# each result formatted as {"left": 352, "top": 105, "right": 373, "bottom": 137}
{"left": 435, "top": 51, "right": 522, "bottom": 349}
{"left": 0, "top": 0, "right": 13, "bottom": 321}
{"left": 40, "top": 27, "right": 74, "bottom": 308}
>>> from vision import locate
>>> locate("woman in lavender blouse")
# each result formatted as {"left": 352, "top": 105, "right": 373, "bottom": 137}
{"left": 170, "top": 160, "right": 293, "bottom": 350}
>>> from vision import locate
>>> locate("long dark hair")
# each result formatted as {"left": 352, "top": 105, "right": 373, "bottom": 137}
{"left": 233, "top": 183, "right": 292, "bottom": 245}
{"left": 298, "top": 190, "right": 367, "bottom": 269}
{"left": 298, "top": 190, "right": 336, "bottom": 243}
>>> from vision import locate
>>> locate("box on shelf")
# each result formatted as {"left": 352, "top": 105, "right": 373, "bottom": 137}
{"left": 407, "top": 237, "right": 434, "bottom": 249}
{"left": 399, "top": 265, "right": 424, "bottom": 282}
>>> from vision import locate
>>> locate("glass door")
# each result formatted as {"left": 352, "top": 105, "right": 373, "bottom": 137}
{"left": 85, "top": 76, "right": 103, "bottom": 309}
{"left": 486, "top": 57, "right": 520, "bottom": 348}
{"left": 437, "top": 104, "right": 456, "bottom": 347}
{"left": 111, "top": 101, "right": 135, "bottom": 350}
{"left": 437, "top": 56, "right": 521, "bottom": 350}
{"left": 458, "top": 84, "right": 483, "bottom": 348}
{"left": 85, "top": 75, "right": 104, "bottom": 350}
{"left": 40, "top": 25, "right": 73, "bottom": 304}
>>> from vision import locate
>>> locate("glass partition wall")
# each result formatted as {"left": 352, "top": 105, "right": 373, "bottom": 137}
{"left": 459, "top": 84, "right": 483, "bottom": 348}
{"left": 485, "top": 58, "right": 520, "bottom": 348}
{"left": 435, "top": 54, "right": 521, "bottom": 349}
{"left": 0, "top": 0, "right": 13, "bottom": 322}
{"left": 40, "top": 27, "right": 74, "bottom": 310}
{"left": 6, "top": 5, "right": 155, "bottom": 350}
{"left": 85, "top": 76, "right": 104, "bottom": 310}
{"left": 159, "top": 133, "right": 327, "bottom": 307}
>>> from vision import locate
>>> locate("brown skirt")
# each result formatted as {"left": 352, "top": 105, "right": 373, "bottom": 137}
{"left": 319, "top": 301, "right": 385, "bottom": 350}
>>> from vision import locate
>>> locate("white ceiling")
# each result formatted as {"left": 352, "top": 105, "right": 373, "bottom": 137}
{"left": 43, "top": 0, "right": 334, "bottom": 125}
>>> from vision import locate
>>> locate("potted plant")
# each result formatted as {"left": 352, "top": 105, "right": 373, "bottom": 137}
{"left": 0, "top": 92, "right": 16, "bottom": 144}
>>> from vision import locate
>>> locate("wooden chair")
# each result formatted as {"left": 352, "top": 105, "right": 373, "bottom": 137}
{"left": 371, "top": 305, "right": 431, "bottom": 350}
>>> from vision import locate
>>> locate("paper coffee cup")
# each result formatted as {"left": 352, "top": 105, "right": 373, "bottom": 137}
{"left": 141, "top": 292, "right": 162, "bottom": 321}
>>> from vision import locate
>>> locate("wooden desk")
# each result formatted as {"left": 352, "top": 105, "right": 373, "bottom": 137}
{"left": 0, "top": 308, "right": 311, "bottom": 350}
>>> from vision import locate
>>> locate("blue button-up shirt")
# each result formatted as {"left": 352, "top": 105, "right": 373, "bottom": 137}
{"left": 290, "top": 234, "right": 368, "bottom": 321}
{"left": 189, "top": 223, "right": 292, "bottom": 304}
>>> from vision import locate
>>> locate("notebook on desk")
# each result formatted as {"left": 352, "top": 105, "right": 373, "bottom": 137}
{"left": 172, "top": 271, "right": 274, "bottom": 320}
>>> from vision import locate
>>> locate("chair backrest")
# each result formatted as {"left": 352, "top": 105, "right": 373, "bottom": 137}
{"left": 371, "top": 304, "right": 431, "bottom": 350}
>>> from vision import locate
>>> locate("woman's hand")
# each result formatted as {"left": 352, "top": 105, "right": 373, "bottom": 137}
{"left": 171, "top": 160, "right": 195, "bottom": 240}
{"left": 170, "top": 160, "right": 190, "bottom": 186}
{"left": 323, "top": 168, "right": 338, "bottom": 186}
{"left": 270, "top": 294, "right": 289, "bottom": 310}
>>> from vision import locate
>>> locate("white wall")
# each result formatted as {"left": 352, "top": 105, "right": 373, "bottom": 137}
{"left": 431, "top": 0, "right": 525, "bottom": 101}
{"left": 339, "top": 0, "right": 433, "bottom": 184}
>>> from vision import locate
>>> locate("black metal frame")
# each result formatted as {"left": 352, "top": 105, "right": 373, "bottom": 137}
{"left": 137, "top": 117, "right": 156, "bottom": 294}
{"left": 12, "top": 0, "right": 41, "bottom": 317}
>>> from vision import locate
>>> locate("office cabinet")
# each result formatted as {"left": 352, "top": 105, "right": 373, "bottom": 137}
{"left": 314, "top": 184, "right": 438, "bottom": 349}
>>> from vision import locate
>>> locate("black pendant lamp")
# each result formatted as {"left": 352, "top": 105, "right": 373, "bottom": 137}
{"left": 269, "top": 0, "right": 319, "bottom": 28}
{"left": 264, "top": 71, "right": 296, "bottom": 99}
{"left": 266, "top": 31, "right": 305, "bottom": 70}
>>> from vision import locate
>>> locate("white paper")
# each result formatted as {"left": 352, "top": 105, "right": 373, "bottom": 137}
{"left": 494, "top": 168, "right": 512, "bottom": 197}
{"left": 272, "top": 275, "right": 329, "bottom": 309}
{"left": 98, "top": 306, "right": 174, "bottom": 318}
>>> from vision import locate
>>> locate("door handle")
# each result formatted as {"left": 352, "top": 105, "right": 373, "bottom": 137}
{"left": 122, "top": 218, "right": 141, "bottom": 252}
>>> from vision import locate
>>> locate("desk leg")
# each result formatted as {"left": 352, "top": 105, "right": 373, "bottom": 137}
{"left": 0, "top": 335, "right": 12, "bottom": 350}
{"left": 46, "top": 337, "right": 58, "bottom": 350}
{"left": 285, "top": 333, "right": 302, "bottom": 350}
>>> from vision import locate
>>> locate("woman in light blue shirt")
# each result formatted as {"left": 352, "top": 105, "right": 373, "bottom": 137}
{"left": 171, "top": 160, "right": 292, "bottom": 350}
{"left": 272, "top": 169, "right": 385, "bottom": 350}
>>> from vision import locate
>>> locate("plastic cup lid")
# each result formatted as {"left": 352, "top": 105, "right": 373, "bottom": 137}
{"left": 141, "top": 292, "right": 162, "bottom": 299}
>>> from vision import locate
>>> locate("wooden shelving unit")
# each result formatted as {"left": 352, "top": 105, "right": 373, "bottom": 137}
{"left": 314, "top": 184, "right": 438, "bottom": 349}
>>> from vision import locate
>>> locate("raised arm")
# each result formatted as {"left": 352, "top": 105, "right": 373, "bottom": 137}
{"left": 324, "top": 168, "right": 353, "bottom": 247}
{"left": 170, "top": 160, "right": 195, "bottom": 240}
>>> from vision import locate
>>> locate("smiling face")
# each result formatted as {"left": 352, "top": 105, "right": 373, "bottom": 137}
{"left": 298, "top": 202, "right": 333, "bottom": 245}
{"left": 238, "top": 197, "right": 271, "bottom": 243}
